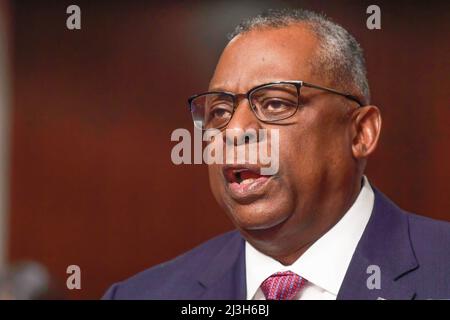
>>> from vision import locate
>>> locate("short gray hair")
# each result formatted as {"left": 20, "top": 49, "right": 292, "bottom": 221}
{"left": 228, "top": 8, "right": 370, "bottom": 104}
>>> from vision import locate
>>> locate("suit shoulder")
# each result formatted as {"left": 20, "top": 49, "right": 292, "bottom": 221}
{"left": 408, "top": 212, "right": 450, "bottom": 239}
{"left": 102, "top": 230, "right": 241, "bottom": 299}
{"left": 407, "top": 212, "right": 450, "bottom": 261}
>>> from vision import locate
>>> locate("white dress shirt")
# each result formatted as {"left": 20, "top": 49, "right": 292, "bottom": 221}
{"left": 245, "top": 176, "right": 375, "bottom": 300}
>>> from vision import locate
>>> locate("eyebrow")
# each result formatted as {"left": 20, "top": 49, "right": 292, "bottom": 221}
{"left": 208, "top": 87, "right": 231, "bottom": 92}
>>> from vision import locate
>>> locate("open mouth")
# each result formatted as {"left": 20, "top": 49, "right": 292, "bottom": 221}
{"left": 223, "top": 165, "right": 274, "bottom": 200}
{"left": 226, "top": 168, "right": 265, "bottom": 184}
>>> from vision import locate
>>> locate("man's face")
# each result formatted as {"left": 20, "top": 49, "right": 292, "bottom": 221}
{"left": 207, "top": 25, "right": 359, "bottom": 259}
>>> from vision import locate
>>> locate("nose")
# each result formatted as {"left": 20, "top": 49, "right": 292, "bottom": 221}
{"left": 224, "top": 99, "right": 263, "bottom": 147}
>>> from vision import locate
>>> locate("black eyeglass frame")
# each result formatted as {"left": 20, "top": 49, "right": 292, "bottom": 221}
{"left": 188, "top": 80, "right": 364, "bottom": 129}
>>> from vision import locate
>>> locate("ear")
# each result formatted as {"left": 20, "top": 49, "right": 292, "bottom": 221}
{"left": 350, "top": 105, "right": 382, "bottom": 159}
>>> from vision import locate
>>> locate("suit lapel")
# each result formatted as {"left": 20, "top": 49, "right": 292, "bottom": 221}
{"left": 337, "top": 188, "right": 418, "bottom": 300}
{"left": 197, "top": 231, "right": 247, "bottom": 299}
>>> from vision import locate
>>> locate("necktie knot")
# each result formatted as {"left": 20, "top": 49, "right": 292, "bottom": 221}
{"left": 260, "top": 271, "right": 306, "bottom": 300}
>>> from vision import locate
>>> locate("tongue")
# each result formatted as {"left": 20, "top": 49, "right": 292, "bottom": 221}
{"left": 240, "top": 170, "right": 262, "bottom": 180}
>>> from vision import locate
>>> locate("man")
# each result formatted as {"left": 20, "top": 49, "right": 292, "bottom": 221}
{"left": 103, "top": 9, "right": 450, "bottom": 300}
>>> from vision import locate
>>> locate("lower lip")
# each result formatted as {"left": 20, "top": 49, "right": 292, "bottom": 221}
{"left": 227, "top": 176, "right": 273, "bottom": 202}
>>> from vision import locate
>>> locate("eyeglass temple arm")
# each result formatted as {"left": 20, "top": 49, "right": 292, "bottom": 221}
{"left": 302, "top": 82, "right": 364, "bottom": 107}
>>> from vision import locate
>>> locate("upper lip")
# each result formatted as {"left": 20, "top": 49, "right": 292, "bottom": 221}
{"left": 222, "top": 164, "right": 273, "bottom": 184}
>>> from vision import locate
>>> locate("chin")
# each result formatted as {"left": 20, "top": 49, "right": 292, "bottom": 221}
{"left": 227, "top": 199, "right": 293, "bottom": 232}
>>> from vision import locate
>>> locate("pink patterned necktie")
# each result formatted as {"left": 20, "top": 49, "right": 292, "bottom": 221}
{"left": 260, "top": 271, "right": 306, "bottom": 300}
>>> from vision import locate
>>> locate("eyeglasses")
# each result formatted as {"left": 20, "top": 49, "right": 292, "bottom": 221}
{"left": 188, "top": 80, "right": 363, "bottom": 130}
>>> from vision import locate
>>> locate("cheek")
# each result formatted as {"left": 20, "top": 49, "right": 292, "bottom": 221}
{"left": 278, "top": 116, "right": 353, "bottom": 192}
{"left": 277, "top": 123, "right": 330, "bottom": 190}
{"left": 208, "top": 164, "right": 223, "bottom": 202}
{"left": 278, "top": 125, "right": 320, "bottom": 172}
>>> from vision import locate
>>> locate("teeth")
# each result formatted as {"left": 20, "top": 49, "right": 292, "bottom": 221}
{"left": 241, "top": 178, "right": 255, "bottom": 185}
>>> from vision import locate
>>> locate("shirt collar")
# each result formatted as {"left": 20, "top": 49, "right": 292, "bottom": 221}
{"left": 245, "top": 176, "right": 375, "bottom": 299}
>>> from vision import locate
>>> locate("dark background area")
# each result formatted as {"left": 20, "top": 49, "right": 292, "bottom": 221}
{"left": 7, "top": 0, "right": 450, "bottom": 299}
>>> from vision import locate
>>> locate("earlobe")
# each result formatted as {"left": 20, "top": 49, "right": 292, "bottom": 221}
{"left": 351, "top": 105, "right": 382, "bottom": 159}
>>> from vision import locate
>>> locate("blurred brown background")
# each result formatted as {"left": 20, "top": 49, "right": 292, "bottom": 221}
{"left": 1, "top": 0, "right": 449, "bottom": 299}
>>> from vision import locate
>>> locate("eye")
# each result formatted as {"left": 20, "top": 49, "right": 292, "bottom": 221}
{"left": 209, "top": 103, "right": 232, "bottom": 120}
{"left": 260, "top": 99, "right": 296, "bottom": 113}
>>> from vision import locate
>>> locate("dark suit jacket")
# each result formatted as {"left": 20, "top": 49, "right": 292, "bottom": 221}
{"left": 103, "top": 188, "right": 450, "bottom": 300}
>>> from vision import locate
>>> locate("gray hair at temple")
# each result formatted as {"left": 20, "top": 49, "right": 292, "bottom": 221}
{"left": 228, "top": 8, "right": 371, "bottom": 104}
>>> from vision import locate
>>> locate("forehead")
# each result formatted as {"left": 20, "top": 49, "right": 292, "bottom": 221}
{"left": 209, "top": 24, "right": 321, "bottom": 92}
